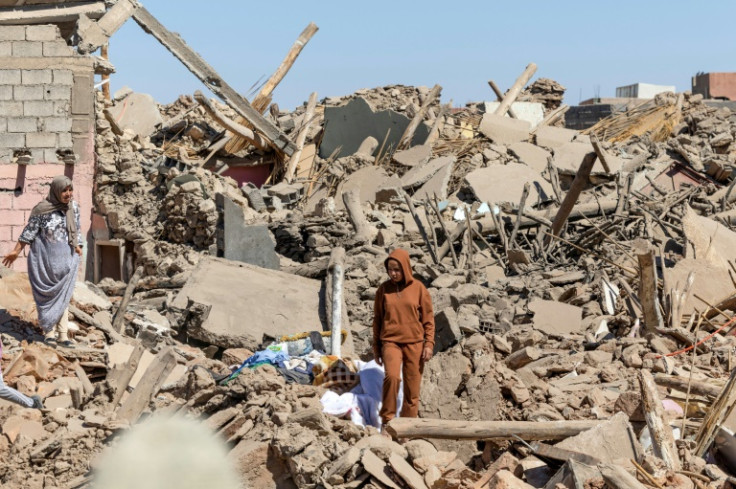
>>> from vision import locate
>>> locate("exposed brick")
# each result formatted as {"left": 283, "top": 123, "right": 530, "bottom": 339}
{"left": 52, "top": 70, "right": 73, "bottom": 86}
{"left": 0, "top": 118, "right": 6, "bottom": 132}
{"left": 0, "top": 133, "right": 24, "bottom": 148}
{"left": 0, "top": 42, "right": 10, "bottom": 56}
{"left": 71, "top": 117, "right": 90, "bottom": 134}
{"left": 42, "top": 117, "right": 72, "bottom": 132}
{"left": 0, "top": 26, "right": 25, "bottom": 41}
{"left": 25, "top": 25, "right": 59, "bottom": 42}
{"left": 14, "top": 85, "right": 44, "bottom": 101}
{"left": 21, "top": 69, "right": 52, "bottom": 85}
{"left": 44, "top": 85, "right": 71, "bottom": 101}
{"left": 23, "top": 100, "right": 53, "bottom": 117}
{"left": 57, "top": 133, "right": 73, "bottom": 148}
{"left": 0, "top": 69, "right": 21, "bottom": 85}
{"left": 26, "top": 132, "right": 56, "bottom": 148}
{"left": 0, "top": 101, "right": 22, "bottom": 117}
{"left": 0, "top": 86, "right": 11, "bottom": 100}
{"left": 42, "top": 41, "right": 72, "bottom": 57}
{"left": 12, "top": 41, "right": 42, "bottom": 57}
{"left": 3, "top": 209, "right": 26, "bottom": 225}
{"left": 30, "top": 148, "right": 46, "bottom": 164}
{"left": 7, "top": 117, "right": 37, "bottom": 133}
{"left": 43, "top": 149, "right": 59, "bottom": 163}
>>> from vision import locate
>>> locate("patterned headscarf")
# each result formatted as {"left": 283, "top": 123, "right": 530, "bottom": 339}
{"left": 29, "top": 175, "right": 78, "bottom": 248}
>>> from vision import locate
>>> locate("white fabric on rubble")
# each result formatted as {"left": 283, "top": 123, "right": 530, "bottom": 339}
{"left": 319, "top": 359, "right": 403, "bottom": 429}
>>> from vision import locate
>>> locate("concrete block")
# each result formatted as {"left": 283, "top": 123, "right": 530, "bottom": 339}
{"left": 26, "top": 132, "right": 56, "bottom": 148}
{"left": 401, "top": 154, "right": 455, "bottom": 189}
{"left": 4, "top": 209, "right": 26, "bottom": 226}
{"left": 71, "top": 74, "right": 93, "bottom": 116}
{"left": 0, "top": 101, "right": 21, "bottom": 117}
{"left": 219, "top": 194, "right": 279, "bottom": 270}
{"left": 14, "top": 85, "right": 44, "bottom": 101}
{"left": 57, "top": 132, "right": 72, "bottom": 148}
{"left": 44, "top": 85, "right": 71, "bottom": 101}
{"left": 43, "top": 117, "right": 72, "bottom": 132}
{"left": 0, "top": 41, "right": 10, "bottom": 56}
{"left": 24, "top": 100, "right": 54, "bottom": 117}
{"left": 0, "top": 118, "right": 6, "bottom": 132}
{"left": 0, "top": 133, "right": 24, "bottom": 148}
{"left": 0, "top": 86, "right": 12, "bottom": 100}
{"left": 43, "top": 148, "right": 59, "bottom": 163}
{"left": 7, "top": 117, "right": 37, "bottom": 133}
{"left": 0, "top": 26, "right": 25, "bottom": 41}
{"left": 52, "top": 70, "right": 73, "bottom": 85}
{"left": 21, "top": 69, "right": 51, "bottom": 85}
{"left": 479, "top": 113, "right": 531, "bottom": 146}
{"left": 12, "top": 41, "right": 42, "bottom": 57}
{"left": 54, "top": 100, "right": 71, "bottom": 115}
{"left": 25, "top": 25, "right": 59, "bottom": 42}
{"left": 334, "top": 165, "right": 401, "bottom": 212}
{"left": 105, "top": 92, "right": 162, "bottom": 137}
{"left": 0, "top": 69, "right": 20, "bottom": 85}
{"left": 71, "top": 116, "right": 91, "bottom": 134}
{"left": 552, "top": 141, "right": 600, "bottom": 174}
{"left": 29, "top": 148, "right": 46, "bottom": 164}
{"left": 42, "top": 41, "right": 73, "bottom": 57}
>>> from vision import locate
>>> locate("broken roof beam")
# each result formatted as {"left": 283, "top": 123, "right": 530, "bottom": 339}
{"left": 77, "top": 0, "right": 140, "bottom": 55}
{"left": 0, "top": 1, "right": 105, "bottom": 24}
{"left": 193, "top": 90, "right": 269, "bottom": 151}
{"left": 494, "top": 63, "right": 537, "bottom": 117}
{"left": 131, "top": 5, "right": 296, "bottom": 155}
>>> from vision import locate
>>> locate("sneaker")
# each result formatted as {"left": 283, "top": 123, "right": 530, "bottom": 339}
{"left": 30, "top": 395, "right": 44, "bottom": 410}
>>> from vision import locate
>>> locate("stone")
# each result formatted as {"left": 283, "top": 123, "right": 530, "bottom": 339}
{"left": 221, "top": 348, "right": 253, "bottom": 366}
{"left": 464, "top": 163, "right": 553, "bottom": 206}
{"left": 404, "top": 439, "right": 438, "bottom": 462}
{"left": 508, "top": 142, "right": 551, "bottom": 173}
{"left": 401, "top": 156, "right": 455, "bottom": 190}
{"left": 485, "top": 265, "right": 506, "bottom": 285}
{"left": 389, "top": 452, "right": 429, "bottom": 489}
{"left": 106, "top": 92, "right": 163, "bottom": 137}
{"left": 219, "top": 195, "right": 279, "bottom": 270}
{"left": 555, "top": 412, "right": 639, "bottom": 464}
{"left": 585, "top": 350, "right": 613, "bottom": 367}
{"left": 450, "top": 284, "right": 488, "bottom": 308}
{"left": 44, "top": 394, "right": 73, "bottom": 410}
{"left": 320, "top": 97, "right": 430, "bottom": 158}
{"left": 431, "top": 274, "right": 462, "bottom": 289}
{"left": 172, "top": 257, "right": 335, "bottom": 351}
{"left": 412, "top": 451, "right": 457, "bottom": 473}
{"left": 413, "top": 156, "right": 456, "bottom": 201}
{"left": 534, "top": 126, "right": 577, "bottom": 150}
{"left": 229, "top": 439, "right": 295, "bottom": 489}
{"left": 528, "top": 299, "right": 583, "bottom": 336}
{"left": 434, "top": 308, "right": 461, "bottom": 353}
{"left": 489, "top": 469, "right": 536, "bottom": 489}
{"left": 2, "top": 415, "right": 45, "bottom": 444}
{"left": 393, "top": 144, "right": 432, "bottom": 167}
{"left": 362, "top": 450, "right": 401, "bottom": 489}
{"left": 478, "top": 113, "right": 531, "bottom": 146}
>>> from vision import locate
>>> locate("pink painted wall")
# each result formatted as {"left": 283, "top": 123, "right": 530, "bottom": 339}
{"left": 222, "top": 164, "right": 272, "bottom": 188}
{"left": 0, "top": 139, "right": 94, "bottom": 276}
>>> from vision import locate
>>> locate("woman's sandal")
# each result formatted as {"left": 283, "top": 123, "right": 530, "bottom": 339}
{"left": 43, "top": 337, "right": 57, "bottom": 346}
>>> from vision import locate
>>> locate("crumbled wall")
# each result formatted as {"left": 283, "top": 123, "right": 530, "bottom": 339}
{"left": 0, "top": 24, "right": 95, "bottom": 276}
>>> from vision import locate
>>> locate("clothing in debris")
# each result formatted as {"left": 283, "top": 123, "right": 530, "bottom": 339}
{"left": 372, "top": 248, "right": 435, "bottom": 424}
{"left": 313, "top": 357, "right": 360, "bottom": 394}
{"left": 19, "top": 176, "right": 82, "bottom": 335}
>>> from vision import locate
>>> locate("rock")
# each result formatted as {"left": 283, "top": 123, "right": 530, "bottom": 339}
{"left": 431, "top": 274, "right": 462, "bottom": 289}
{"left": 404, "top": 439, "right": 438, "bottom": 462}
{"left": 528, "top": 299, "right": 583, "bottom": 336}
{"left": 450, "top": 284, "right": 487, "bottom": 308}
{"left": 229, "top": 439, "right": 295, "bottom": 489}
{"left": 73, "top": 281, "right": 112, "bottom": 311}
{"left": 534, "top": 126, "right": 576, "bottom": 150}
{"left": 434, "top": 308, "right": 461, "bottom": 353}
{"left": 389, "top": 452, "right": 429, "bottom": 489}
{"left": 221, "top": 348, "right": 254, "bottom": 366}
{"left": 106, "top": 92, "right": 163, "bottom": 137}
{"left": 2, "top": 414, "right": 45, "bottom": 444}
{"left": 413, "top": 450, "right": 457, "bottom": 473}
{"left": 393, "top": 145, "right": 432, "bottom": 168}
{"left": 488, "top": 469, "right": 536, "bottom": 489}
{"left": 400, "top": 156, "right": 455, "bottom": 190}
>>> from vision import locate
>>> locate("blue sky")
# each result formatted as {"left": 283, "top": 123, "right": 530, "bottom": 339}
{"left": 108, "top": 1, "right": 736, "bottom": 109}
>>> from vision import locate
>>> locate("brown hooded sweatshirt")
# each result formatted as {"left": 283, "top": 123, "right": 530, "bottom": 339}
{"left": 372, "top": 249, "right": 435, "bottom": 356}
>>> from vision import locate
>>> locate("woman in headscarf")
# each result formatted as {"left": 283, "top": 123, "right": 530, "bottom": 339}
{"left": 2, "top": 176, "right": 82, "bottom": 347}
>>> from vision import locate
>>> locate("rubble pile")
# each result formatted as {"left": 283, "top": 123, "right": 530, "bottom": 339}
{"left": 519, "top": 78, "right": 566, "bottom": 111}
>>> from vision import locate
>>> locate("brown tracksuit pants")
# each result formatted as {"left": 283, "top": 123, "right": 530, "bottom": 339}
{"left": 380, "top": 341, "right": 424, "bottom": 424}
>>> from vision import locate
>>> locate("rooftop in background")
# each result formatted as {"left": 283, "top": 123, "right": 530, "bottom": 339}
{"left": 692, "top": 72, "right": 736, "bottom": 101}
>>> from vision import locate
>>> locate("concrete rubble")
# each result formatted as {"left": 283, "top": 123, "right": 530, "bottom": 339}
{"left": 1, "top": 4, "right": 736, "bottom": 489}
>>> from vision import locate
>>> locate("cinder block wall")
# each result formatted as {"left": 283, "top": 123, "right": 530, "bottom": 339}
{"left": 0, "top": 24, "right": 95, "bottom": 276}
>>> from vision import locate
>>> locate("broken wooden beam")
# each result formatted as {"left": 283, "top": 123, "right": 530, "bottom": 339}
{"left": 654, "top": 374, "right": 721, "bottom": 398}
{"left": 284, "top": 91, "right": 318, "bottom": 183}
{"left": 76, "top": 0, "right": 140, "bottom": 54}
{"left": 108, "top": 343, "right": 146, "bottom": 409}
{"left": 639, "top": 370, "right": 681, "bottom": 470}
{"left": 487, "top": 80, "right": 519, "bottom": 119}
{"left": 131, "top": 5, "right": 296, "bottom": 155}
{"left": 545, "top": 151, "right": 597, "bottom": 246}
{"left": 112, "top": 266, "right": 143, "bottom": 334}
{"left": 68, "top": 304, "right": 125, "bottom": 344}
{"left": 193, "top": 90, "right": 269, "bottom": 150}
{"left": 635, "top": 242, "right": 664, "bottom": 333}
{"left": 494, "top": 63, "right": 537, "bottom": 117}
{"left": 0, "top": 1, "right": 105, "bottom": 25}
{"left": 598, "top": 463, "right": 649, "bottom": 489}
{"left": 590, "top": 135, "right": 612, "bottom": 173}
{"left": 116, "top": 347, "right": 177, "bottom": 424}
{"left": 385, "top": 418, "right": 603, "bottom": 441}
{"left": 397, "top": 84, "right": 442, "bottom": 151}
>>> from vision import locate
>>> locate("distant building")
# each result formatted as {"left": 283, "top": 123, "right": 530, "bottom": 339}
{"left": 692, "top": 72, "right": 736, "bottom": 101}
{"left": 615, "top": 83, "right": 676, "bottom": 99}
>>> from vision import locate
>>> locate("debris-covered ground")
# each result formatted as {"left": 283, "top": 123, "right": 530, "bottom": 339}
{"left": 3, "top": 7, "right": 736, "bottom": 489}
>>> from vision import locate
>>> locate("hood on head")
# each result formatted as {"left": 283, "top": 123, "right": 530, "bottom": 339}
{"left": 384, "top": 248, "right": 414, "bottom": 285}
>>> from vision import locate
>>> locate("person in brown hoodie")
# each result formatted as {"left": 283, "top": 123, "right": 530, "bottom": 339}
{"left": 372, "top": 249, "right": 435, "bottom": 425}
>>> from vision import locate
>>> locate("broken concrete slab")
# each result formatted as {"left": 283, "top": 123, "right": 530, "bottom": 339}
{"left": 528, "top": 299, "right": 583, "bottom": 336}
{"left": 508, "top": 142, "right": 551, "bottom": 174}
{"left": 479, "top": 113, "right": 531, "bottom": 146}
{"left": 73, "top": 281, "right": 112, "bottom": 311}
{"left": 482, "top": 101, "right": 545, "bottom": 128}
{"left": 401, "top": 156, "right": 455, "bottom": 190}
{"left": 362, "top": 450, "right": 401, "bottom": 489}
{"left": 682, "top": 204, "right": 736, "bottom": 268}
{"left": 389, "top": 452, "right": 429, "bottom": 489}
{"left": 172, "top": 257, "right": 331, "bottom": 351}
{"left": 2, "top": 414, "right": 44, "bottom": 444}
{"left": 668, "top": 258, "right": 732, "bottom": 318}
{"left": 413, "top": 156, "right": 456, "bottom": 201}
{"left": 555, "top": 412, "right": 639, "bottom": 464}
{"left": 534, "top": 126, "right": 577, "bottom": 150}
{"left": 106, "top": 92, "right": 163, "bottom": 137}
{"left": 464, "top": 163, "right": 553, "bottom": 205}
{"left": 335, "top": 166, "right": 402, "bottom": 212}
{"left": 320, "top": 97, "right": 430, "bottom": 158}
{"left": 393, "top": 144, "right": 432, "bottom": 168}
{"left": 219, "top": 195, "right": 279, "bottom": 270}
{"left": 433, "top": 308, "right": 461, "bottom": 353}
{"left": 552, "top": 141, "right": 620, "bottom": 174}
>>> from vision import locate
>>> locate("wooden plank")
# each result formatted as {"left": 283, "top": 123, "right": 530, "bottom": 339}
{"left": 654, "top": 374, "right": 721, "bottom": 398}
{"left": 397, "top": 84, "right": 441, "bottom": 151}
{"left": 112, "top": 266, "right": 142, "bottom": 334}
{"left": 598, "top": 463, "right": 649, "bottom": 489}
{"left": 636, "top": 245, "right": 664, "bottom": 333}
{"left": 545, "top": 151, "right": 597, "bottom": 246}
{"left": 193, "top": 90, "right": 268, "bottom": 150}
{"left": 494, "top": 63, "right": 537, "bottom": 117}
{"left": 73, "top": 362, "right": 94, "bottom": 396}
{"left": 385, "top": 418, "right": 603, "bottom": 441}
{"left": 0, "top": 1, "right": 105, "bottom": 24}
{"left": 131, "top": 5, "right": 295, "bottom": 155}
{"left": 284, "top": 91, "right": 318, "bottom": 183}
{"left": 488, "top": 80, "right": 519, "bottom": 119}
{"left": 108, "top": 343, "right": 146, "bottom": 408}
{"left": 68, "top": 304, "right": 125, "bottom": 344}
{"left": 116, "top": 347, "right": 177, "bottom": 424}
{"left": 639, "top": 370, "right": 681, "bottom": 470}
